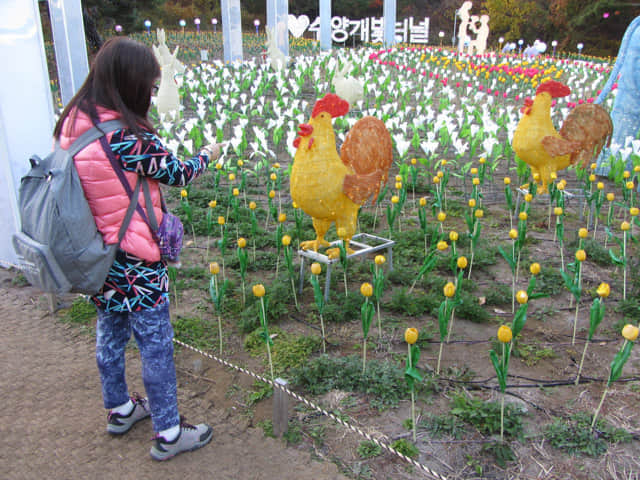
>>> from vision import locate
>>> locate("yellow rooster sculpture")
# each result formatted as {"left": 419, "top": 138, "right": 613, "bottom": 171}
{"left": 290, "top": 93, "right": 393, "bottom": 258}
{"left": 512, "top": 80, "right": 613, "bottom": 192}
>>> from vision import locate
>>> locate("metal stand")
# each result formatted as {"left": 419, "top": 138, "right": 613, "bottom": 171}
{"left": 297, "top": 233, "right": 395, "bottom": 301}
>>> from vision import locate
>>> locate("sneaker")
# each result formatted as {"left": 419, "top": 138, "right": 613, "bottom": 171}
{"left": 150, "top": 417, "right": 213, "bottom": 461}
{"left": 107, "top": 393, "right": 151, "bottom": 435}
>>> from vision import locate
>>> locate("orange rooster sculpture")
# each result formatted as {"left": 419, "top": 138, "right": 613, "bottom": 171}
{"left": 512, "top": 80, "right": 613, "bottom": 193}
{"left": 290, "top": 93, "right": 393, "bottom": 258}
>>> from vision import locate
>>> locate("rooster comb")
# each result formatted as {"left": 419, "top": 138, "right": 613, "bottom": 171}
{"left": 536, "top": 80, "right": 571, "bottom": 98}
{"left": 312, "top": 93, "right": 350, "bottom": 119}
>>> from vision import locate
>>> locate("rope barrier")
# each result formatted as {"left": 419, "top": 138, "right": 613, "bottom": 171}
{"left": 173, "top": 338, "right": 449, "bottom": 480}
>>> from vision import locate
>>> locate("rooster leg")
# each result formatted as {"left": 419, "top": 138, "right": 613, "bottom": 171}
{"left": 326, "top": 213, "right": 357, "bottom": 259}
{"left": 300, "top": 218, "right": 332, "bottom": 252}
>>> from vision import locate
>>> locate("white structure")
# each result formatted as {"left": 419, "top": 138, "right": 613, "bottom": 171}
{"left": 152, "top": 29, "right": 185, "bottom": 118}
{"left": 0, "top": 1, "right": 58, "bottom": 266}
{"left": 456, "top": 1, "right": 490, "bottom": 55}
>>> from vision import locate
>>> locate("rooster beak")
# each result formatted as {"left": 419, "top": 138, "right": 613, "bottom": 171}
{"left": 298, "top": 123, "right": 314, "bottom": 137}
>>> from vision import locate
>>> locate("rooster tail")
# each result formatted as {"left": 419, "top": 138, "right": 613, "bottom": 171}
{"left": 343, "top": 170, "right": 384, "bottom": 206}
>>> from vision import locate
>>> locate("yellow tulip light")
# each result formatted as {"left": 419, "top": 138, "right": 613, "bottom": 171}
{"left": 554, "top": 207, "right": 563, "bottom": 216}
{"left": 468, "top": 198, "right": 476, "bottom": 208}
{"left": 238, "top": 237, "right": 247, "bottom": 248}
{"left": 474, "top": 209, "right": 484, "bottom": 218}
{"left": 443, "top": 282, "right": 456, "bottom": 298}
{"left": 449, "top": 231, "right": 459, "bottom": 242}
{"left": 597, "top": 182, "right": 604, "bottom": 190}
{"left": 311, "top": 262, "right": 322, "bottom": 275}
{"left": 269, "top": 190, "right": 276, "bottom": 199}
{"left": 622, "top": 324, "right": 639, "bottom": 341}
{"left": 395, "top": 174, "right": 402, "bottom": 182}
{"left": 472, "top": 177, "right": 480, "bottom": 185}
{"left": 437, "top": 211, "right": 446, "bottom": 222}
{"left": 524, "top": 193, "right": 533, "bottom": 203}
{"left": 252, "top": 284, "right": 266, "bottom": 297}
{"left": 237, "top": 159, "right": 244, "bottom": 167}
{"left": 470, "top": 167, "right": 478, "bottom": 175}
{"left": 218, "top": 216, "right": 225, "bottom": 225}
{"left": 479, "top": 157, "right": 486, "bottom": 164}
{"left": 519, "top": 211, "right": 528, "bottom": 221}
{"left": 509, "top": 228, "right": 518, "bottom": 239}
{"left": 623, "top": 170, "right": 631, "bottom": 179}
{"left": 596, "top": 282, "right": 610, "bottom": 298}
{"left": 631, "top": 207, "right": 639, "bottom": 217}
{"left": 578, "top": 228, "right": 588, "bottom": 238}
{"left": 404, "top": 327, "right": 419, "bottom": 345}
{"left": 228, "top": 173, "right": 236, "bottom": 181}
{"left": 249, "top": 201, "right": 257, "bottom": 210}
{"left": 433, "top": 176, "right": 440, "bottom": 184}
{"left": 273, "top": 162, "right": 281, "bottom": 169}
{"left": 497, "top": 325, "right": 513, "bottom": 343}
{"left": 233, "top": 188, "right": 239, "bottom": 196}
{"left": 270, "top": 172, "right": 277, "bottom": 181}
{"left": 411, "top": 158, "right": 417, "bottom": 165}
{"left": 621, "top": 221, "right": 631, "bottom": 231}
{"left": 180, "top": 189, "right": 188, "bottom": 198}
{"left": 529, "top": 262, "right": 541, "bottom": 275}
{"left": 588, "top": 174, "right": 596, "bottom": 182}
{"left": 419, "top": 197, "right": 427, "bottom": 207}
{"left": 515, "top": 290, "right": 528, "bottom": 304}
{"left": 395, "top": 182, "right": 402, "bottom": 190}
{"left": 606, "top": 193, "right": 615, "bottom": 202}
{"left": 457, "top": 256, "right": 468, "bottom": 269}
{"left": 590, "top": 163, "right": 598, "bottom": 170}
{"left": 360, "top": 282, "right": 373, "bottom": 297}
{"left": 391, "top": 195, "right": 400, "bottom": 204}
{"left": 208, "top": 200, "right": 217, "bottom": 208}
{"left": 282, "top": 235, "right": 291, "bottom": 246}
{"left": 278, "top": 213, "right": 287, "bottom": 223}
{"left": 575, "top": 249, "right": 586, "bottom": 262}
{"left": 504, "top": 177, "right": 511, "bottom": 185}
{"left": 374, "top": 255, "right": 386, "bottom": 265}
{"left": 626, "top": 181, "right": 634, "bottom": 190}
{"left": 437, "top": 240, "right": 448, "bottom": 251}
{"left": 557, "top": 181, "right": 566, "bottom": 191}
{"left": 437, "top": 170, "right": 444, "bottom": 178}
{"left": 209, "top": 262, "right": 220, "bottom": 275}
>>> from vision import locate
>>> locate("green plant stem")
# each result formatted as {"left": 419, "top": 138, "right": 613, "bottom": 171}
{"left": 408, "top": 343, "right": 417, "bottom": 442}
{"left": 217, "top": 314, "right": 223, "bottom": 354}
{"left": 576, "top": 339, "right": 589, "bottom": 385}
{"left": 343, "top": 269, "right": 348, "bottom": 296}
{"left": 591, "top": 387, "right": 608, "bottom": 429}
{"left": 500, "top": 342, "right": 506, "bottom": 442}
{"left": 260, "top": 297, "right": 274, "bottom": 380}
{"left": 437, "top": 341, "right": 444, "bottom": 375}
{"left": 290, "top": 277, "right": 299, "bottom": 310}
{"left": 572, "top": 300, "right": 580, "bottom": 346}
{"left": 623, "top": 231, "right": 627, "bottom": 301}
{"left": 362, "top": 337, "right": 367, "bottom": 375}
{"left": 319, "top": 313, "right": 326, "bottom": 353}
{"left": 376, "top": 300, "right": 382, "bottom": 341}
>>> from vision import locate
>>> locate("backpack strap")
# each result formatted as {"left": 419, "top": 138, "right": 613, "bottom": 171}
{"left": 117, "top": 176, "right": 142, "bottom": 244}
{"left": 67, "top": 119, "right": 125, "bottom": 157}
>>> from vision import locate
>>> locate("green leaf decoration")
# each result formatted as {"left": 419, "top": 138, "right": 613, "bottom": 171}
{"left": 608, "top": 340, "right": 634, "bottom": 387}
{"left": 489, "top": 349, "right": 506, "bottom": 393}
{"left": 588, "top": 297, "right": 605, "bottom": 341}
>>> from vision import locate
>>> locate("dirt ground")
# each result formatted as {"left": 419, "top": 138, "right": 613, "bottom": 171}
{"left": 0, "top": 267, "right": 349, "bottom": 480}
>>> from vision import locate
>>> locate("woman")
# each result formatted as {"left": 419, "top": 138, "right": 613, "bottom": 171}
{"left": 54, "top": 37, "right": 221, "bottom": 461}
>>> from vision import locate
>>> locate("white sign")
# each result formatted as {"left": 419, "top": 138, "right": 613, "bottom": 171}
{"left": 287, "top": 15, "right": 430, "bottom": 44}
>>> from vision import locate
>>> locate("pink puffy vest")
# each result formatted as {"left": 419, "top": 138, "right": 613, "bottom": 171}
{"left": 59, "top": 107, "right": 163, "bottom": 262}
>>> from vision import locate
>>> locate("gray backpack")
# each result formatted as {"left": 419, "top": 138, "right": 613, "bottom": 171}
{"left": 12, "top": 119, "right": 140, "bottom": 295}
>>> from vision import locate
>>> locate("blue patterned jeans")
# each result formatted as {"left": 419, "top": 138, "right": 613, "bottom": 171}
{"left": 96, "top": 301, "right": 180, "bottom": 432}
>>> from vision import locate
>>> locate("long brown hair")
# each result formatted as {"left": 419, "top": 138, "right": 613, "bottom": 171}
{"left": 54, "top": 37, "right": 160, "bottom": 139}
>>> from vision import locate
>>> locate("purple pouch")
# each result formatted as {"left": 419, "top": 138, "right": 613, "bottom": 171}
{"left": 157, "top": 212, "right": 184, "bottom": 262}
